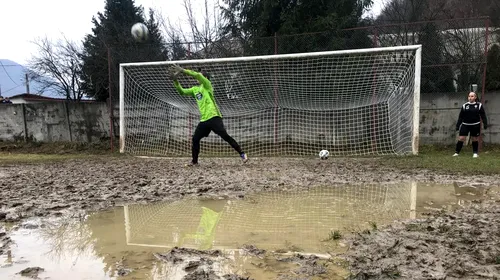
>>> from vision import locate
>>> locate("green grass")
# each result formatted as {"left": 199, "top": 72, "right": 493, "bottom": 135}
{"left": 0, "top": 153, "right": 125, "bottom": 165}
{"left": 1, "top": 142, "right": 499, "bottom": 175}
{"left": 0, "top": 140, "right": 114, "bottom": 154}
{"left": 322, "top": 230, "right": 342, "bottom": 241}
{"left": 0, "top": 141, "right": 121, "bottom": 165}
{"left": 376, "top": 145, "right": 500, "bottom": 175}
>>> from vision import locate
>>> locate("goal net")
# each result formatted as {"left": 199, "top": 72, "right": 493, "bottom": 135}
{"left": 123, "top": 182, "right": 417, "bottom": 253}
{"left": 119, "top": 45, "right": 421, "bottom": 157}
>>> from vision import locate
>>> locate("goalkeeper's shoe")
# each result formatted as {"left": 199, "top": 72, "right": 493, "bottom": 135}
{"left": 185, "top": 161, "right": 199, "bottom": 167}
{"left": 240, "top": 153, "right": 248, "bottom": 163}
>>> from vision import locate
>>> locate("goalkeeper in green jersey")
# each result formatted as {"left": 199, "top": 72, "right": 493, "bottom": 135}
{"left": 169, "top": 64, "right": 248, "bottom": 166}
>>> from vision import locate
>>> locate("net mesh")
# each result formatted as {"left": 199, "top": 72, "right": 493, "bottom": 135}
{"left": 120, "top": 46, "right": 420, "bottom": 157}
{"left": 124, "top": 183, "right": 415, "bottom": 253}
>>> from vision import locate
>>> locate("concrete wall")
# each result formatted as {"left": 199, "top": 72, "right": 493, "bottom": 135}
{"left": 0, "top": 102, "right": 111, "bottom": 142}
{"left": 0, "top": 92, "right": 498, "bottom": 148}
{"left": 0, "top": 105, "right": 25, "bottom": 141}
{"left": 419, "top": 92, "right": 499, "bottom": 145}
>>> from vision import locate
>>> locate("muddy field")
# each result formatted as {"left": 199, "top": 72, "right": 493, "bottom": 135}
{"left": 345, "top": 199, "right": 500, "bottom": 279}
{"left": 1, "top": 155, "right": 500, "bottom": 279}
{"left": 2, "top": 156, "right": 500, "bottom": 223}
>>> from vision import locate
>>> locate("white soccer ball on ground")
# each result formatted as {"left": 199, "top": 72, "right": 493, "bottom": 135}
{"left": 319, "top": 149, "right": 329, "bottom": 160}
{"left": 131, "top": 23, "right": 148, "bottom": 42}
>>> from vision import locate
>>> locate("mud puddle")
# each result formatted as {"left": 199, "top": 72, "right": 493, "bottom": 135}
{"left": 0, "top": 181, "right": 496, "bottom": 280}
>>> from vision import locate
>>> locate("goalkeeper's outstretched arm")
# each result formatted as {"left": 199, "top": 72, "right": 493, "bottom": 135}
{"left": 171, "top": 65, "right": 212, "bottom": 91}
{"left": 183, "top": 69, "right": 212, "bottom": 90}
{"left": 173, "top": 80, "right": 195, "bottom": 96}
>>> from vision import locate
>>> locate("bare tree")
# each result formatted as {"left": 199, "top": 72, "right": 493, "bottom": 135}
{"left": 375, "top": 0, "right": 448, "bottom": 47}
{"left": 439, "top": 0, "right": 499, "bottom": 23}
{"left": 28, "top": 36, "right": 85, "bottom": 101}
{"left": 155, "top": 0, "right": 238, "bottom": 59}
{"left": 376, "top": 0, "right": 447, "bottom": 23}
{"left": 182, "top": 0, "right": 226, "bottom": 57}
{"left": 428, "top": 0, "right": 495, "bottom": 92}
{"left": 375, "top": 0, "right": 494, "bottom": 92}
{"left": 153, "top": 8, "right": 191, "bottom": 59}
{"left": 441, "top": 25, "right": 489, "bottom": 92}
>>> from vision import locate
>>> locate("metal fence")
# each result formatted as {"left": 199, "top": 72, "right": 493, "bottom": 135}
{"left": 169, "top": 17, "right": 496, "bottom": 100}
{"left": 106, "top": 17, "right": 497, "bottom": 152}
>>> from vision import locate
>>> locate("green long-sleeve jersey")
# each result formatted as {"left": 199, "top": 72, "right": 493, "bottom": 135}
{"left": 173, "top": 69, "right": 222, "bottom": 122}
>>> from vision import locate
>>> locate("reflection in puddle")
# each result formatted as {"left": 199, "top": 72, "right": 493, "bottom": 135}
{"left": 0, "top": 182, "right": 495, "bottom": 279}
{"left": 126, "top": 183, "right": 412, "bottom": 253}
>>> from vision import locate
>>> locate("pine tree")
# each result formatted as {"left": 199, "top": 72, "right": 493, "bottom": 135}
{"left": 81, "top": 0, "right": 168, "bottom": 101}
{"left": 485, "top": 43, "right": 500, "bottom": 91}
{"left": 170, "top": 35, "right": 188, "bottom": 60}
{"left": 220, "top": 0, "right": 373, "bottom": 55}
{"left": 418, "top": 23, "right": 455, "bottom": 93}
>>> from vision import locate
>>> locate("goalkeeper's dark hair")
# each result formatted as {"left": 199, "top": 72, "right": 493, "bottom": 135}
{"left": 197, "top": 67, "right": 211, "bottom": 80}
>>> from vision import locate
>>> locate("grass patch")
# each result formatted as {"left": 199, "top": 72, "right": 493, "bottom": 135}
{"left": 1, "top": 141, "right": 500, "bottom": 175}
{"left": 0, "top": 153, "right": 117, "bottom": 165}
{"left": 323, "top": 230, "right": 342, "bottom": 241}
{"left": 375, "top": 144, "right": 500, "bottom": 175}
{"left": 0, "top": 141, "right": 124, "bottom": 165}
{"left": 0, "top": 140, "right": 114, "bottom": 154}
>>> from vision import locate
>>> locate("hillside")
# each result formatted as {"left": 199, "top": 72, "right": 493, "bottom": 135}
{"left": 0, "top": 59, "right": 58, "bottom": 98}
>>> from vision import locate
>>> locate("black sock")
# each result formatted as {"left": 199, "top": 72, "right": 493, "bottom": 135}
{"left": 455, "top": 141, "right": 464, "bottom": 153}
{"left": 472, "top": 141, "right": 479, "bottom": 154}
{"left": 192, "top": 138, "right": 201, "bottom": 164}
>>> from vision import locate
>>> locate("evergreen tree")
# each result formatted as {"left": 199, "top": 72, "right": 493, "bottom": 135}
{"left": 418, "top": 23, "right": 455, "bottom": 93}
{"left": 81, "top": 0, "right": 168, "bottom": 101}
{"left": 485, "top": 43, "right": 500, "bottom": 91}
{"left": 170, "top": 35, "right": 188, "bottom": 60}
{"left": 220, "top": 0, "right": 373, "bottom": 55}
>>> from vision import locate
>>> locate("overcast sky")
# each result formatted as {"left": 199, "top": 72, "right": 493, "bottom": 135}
{"left": 1, "top": 0, "right": 385, "bottom": 65}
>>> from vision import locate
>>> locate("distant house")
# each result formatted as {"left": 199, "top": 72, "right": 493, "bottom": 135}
{"left": 8, "top": 93, "right": 97, "bottom": 104}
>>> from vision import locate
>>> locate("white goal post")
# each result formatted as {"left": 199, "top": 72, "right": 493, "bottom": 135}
{"left": 122, "top": 182, "right": 418, "bottom": 251}
{"left": 119, "top": 45, "right": 421, "bottom": 157}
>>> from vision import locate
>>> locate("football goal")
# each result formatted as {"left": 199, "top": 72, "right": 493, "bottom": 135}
{"left": 119, "top": 45, "right": 421, "bottom": 157}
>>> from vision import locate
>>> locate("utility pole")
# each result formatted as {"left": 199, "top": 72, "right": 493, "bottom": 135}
{"left": 25, "top": 73, "right": 30, "bottom": 94}
{"left": 107, "top": 46, "right": 114, "bottom": 153}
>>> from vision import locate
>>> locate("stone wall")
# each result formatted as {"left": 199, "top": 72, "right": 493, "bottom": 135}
{"left": 0, "top": 92, "right": 498, "bottom": 149}
{"left": 0, "top": 102, "right": 111, "bottom": 142}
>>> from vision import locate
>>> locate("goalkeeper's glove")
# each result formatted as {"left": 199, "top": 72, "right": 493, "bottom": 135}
{"left": 169, "top": 71, "right": 178, "bottom": 81}
{"left": 170, "top": 64, "right": 184, "bottom": 76}
{"left": 483, "top": 124, "right": 488, "bottom": 130}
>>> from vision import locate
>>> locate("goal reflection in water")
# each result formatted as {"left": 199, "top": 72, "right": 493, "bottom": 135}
{"left": 124, "top": 182, "right": 417, "bottom": 253}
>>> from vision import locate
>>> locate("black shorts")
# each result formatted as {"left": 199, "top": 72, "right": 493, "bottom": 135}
{"left": 193, "top": 116, "right": 226, "bottom": 139}
{"left": 458, "top": 123, "right": 480, "bottom": 137}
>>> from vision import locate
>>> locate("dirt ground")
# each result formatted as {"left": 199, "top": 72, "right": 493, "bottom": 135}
{"left": 153, "top": 246, "right": 346, "bottom": 280}
{"left": 1, "top": 155, "right": 500, "bottom": 279}
{"left": 345, "top": 198, "right": 500, "bottom": 279}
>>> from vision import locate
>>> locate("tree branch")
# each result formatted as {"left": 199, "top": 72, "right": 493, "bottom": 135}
{"left": 28, "top": 35, "right": 85, "bottom": 100}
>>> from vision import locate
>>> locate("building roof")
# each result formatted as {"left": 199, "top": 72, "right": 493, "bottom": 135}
{"left": 9, "top": 93, "right": 97, "bottom": 103}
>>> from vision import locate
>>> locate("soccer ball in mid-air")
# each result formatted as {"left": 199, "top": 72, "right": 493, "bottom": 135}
{"left": 319, "top": 149, "right": 329, "bottom": 160}
{"left": 131, "top": 23, "right": 148, "bottom": 42}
